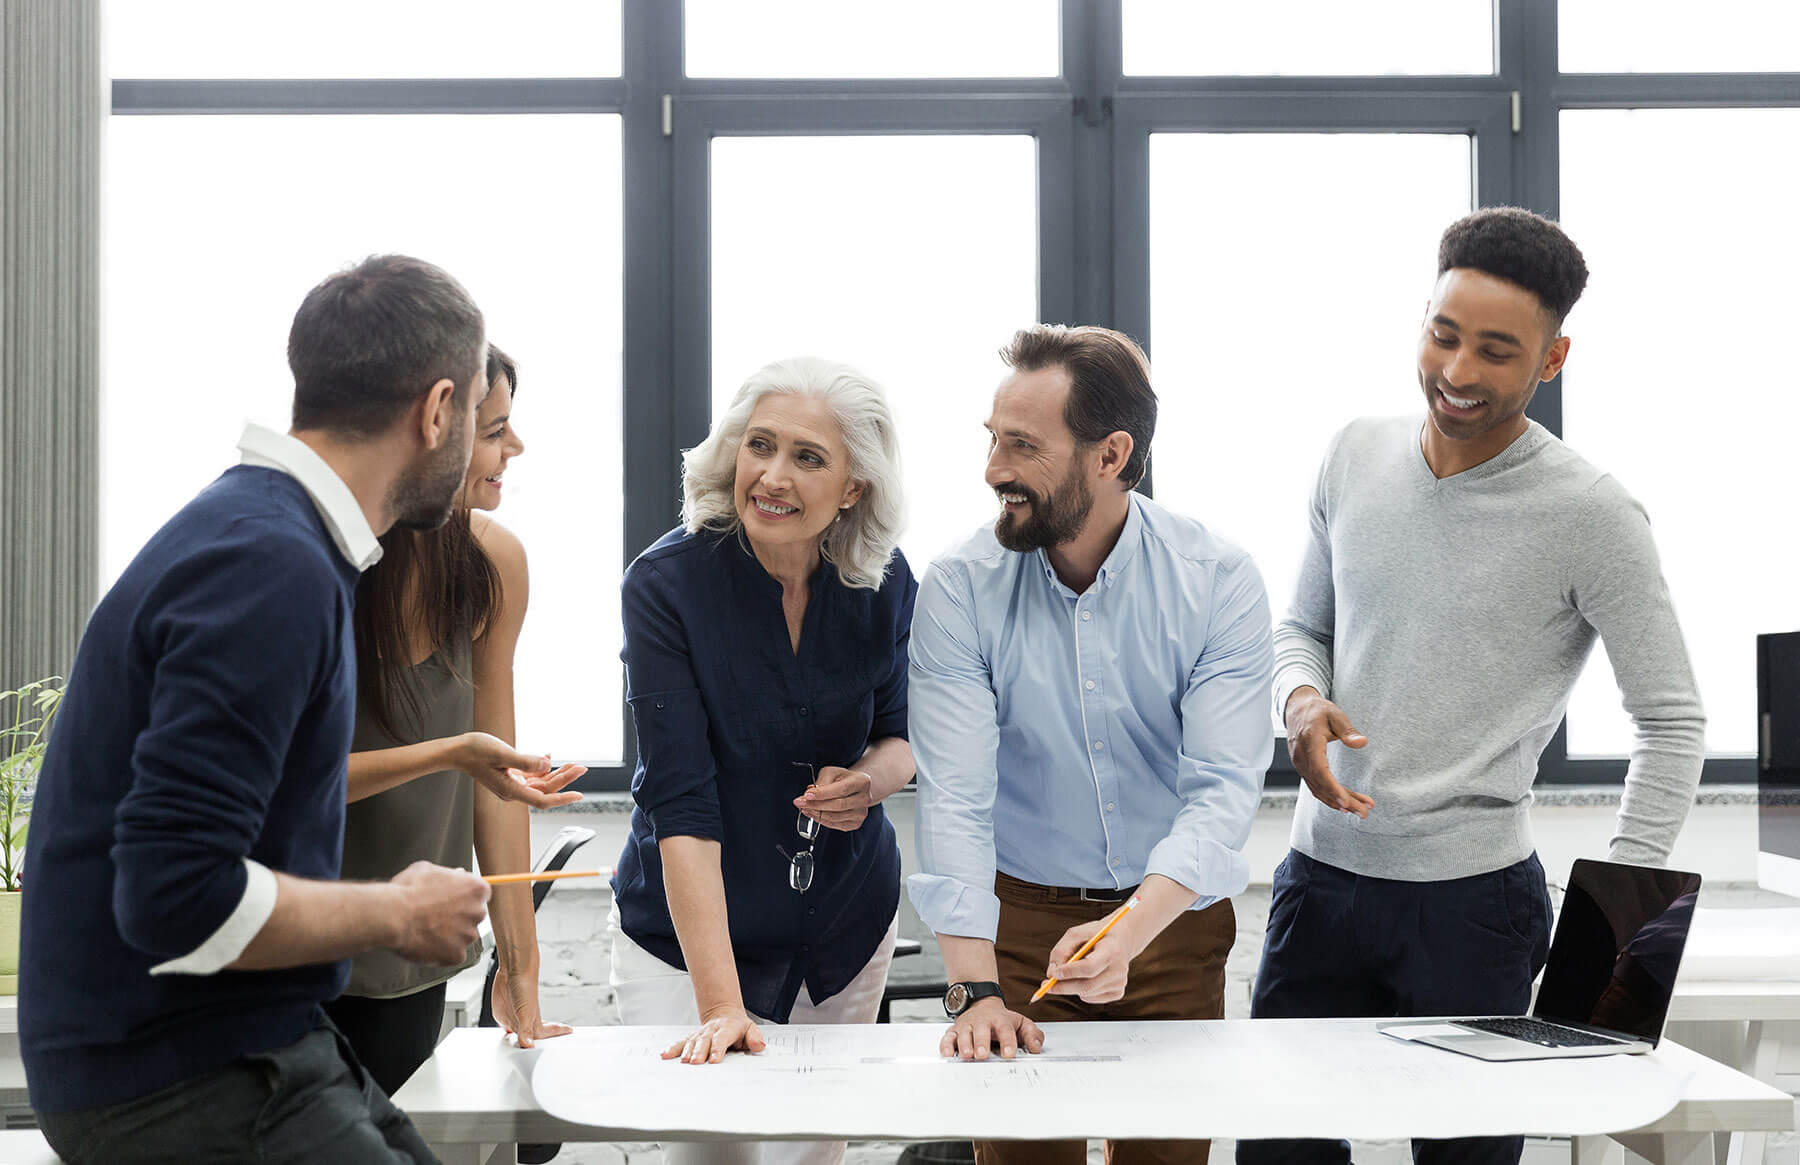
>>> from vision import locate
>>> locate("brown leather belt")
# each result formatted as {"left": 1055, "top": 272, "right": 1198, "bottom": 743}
{"left": 997, "top": 870, "right": 1139, "bottom": 904}
{"left": 1060, "top": 883, "right": 1138, "bottom": 903}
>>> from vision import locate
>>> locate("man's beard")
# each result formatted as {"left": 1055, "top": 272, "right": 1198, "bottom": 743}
{"left": 993, "top": 461, "right": 1094, "bottom": 553}
{"left": 389, "top": 410, "right": 472, "bottom": 532}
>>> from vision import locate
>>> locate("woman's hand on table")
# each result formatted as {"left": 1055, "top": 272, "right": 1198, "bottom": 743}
{"left": 664, "top": 1007, "right": 767, "bottom": 1064}
{"left": 795, "top": 766, "right": 873, "bottom": 831}
{"left": 491, "top": 964, "right": 574, "bottom": 1048}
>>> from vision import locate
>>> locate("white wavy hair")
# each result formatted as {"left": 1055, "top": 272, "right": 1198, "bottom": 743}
{"left": 682, "top": 356, "right": 905, "bottom": 590}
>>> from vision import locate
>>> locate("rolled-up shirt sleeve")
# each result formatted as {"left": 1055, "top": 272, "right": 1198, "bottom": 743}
{"left": 1145, "top": 552, "right": 1274, "bottom": 908}
{"left": 905, "top": 561, "right": 1004, "bottom": 942}
{"left": 869, "top": 553, "right": 918, "bottom": 743}
{"left": 622, "top": 559, "right": 723, "bottom": 842}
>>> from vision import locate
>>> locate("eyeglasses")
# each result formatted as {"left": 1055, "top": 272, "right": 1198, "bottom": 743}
{"left": 776, "top": 761, "right": 823, "bottom": 893}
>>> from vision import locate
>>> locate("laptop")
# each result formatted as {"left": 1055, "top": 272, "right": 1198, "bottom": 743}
{"left": 1379, "top": 858, "right": 1702, "bottom": 1061}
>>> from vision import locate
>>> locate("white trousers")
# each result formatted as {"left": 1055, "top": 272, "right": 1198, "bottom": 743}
{"left": 606, "top": 909, "right": 900, "bottom": 1165}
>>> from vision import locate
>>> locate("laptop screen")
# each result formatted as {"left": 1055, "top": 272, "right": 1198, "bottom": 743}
{"left": 1530, "top": 858, "right": 1702, "bottom": 1045}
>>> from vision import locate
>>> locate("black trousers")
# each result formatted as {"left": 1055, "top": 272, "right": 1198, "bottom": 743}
{"left": 323, "top": 982, "right": 450, "bottom": 1099}
{"left": 36, "top": 1021, "right": 437, "bottom": 1165}
{"left": 1237, "top": 850, "right": 1553, "bottom": 1165}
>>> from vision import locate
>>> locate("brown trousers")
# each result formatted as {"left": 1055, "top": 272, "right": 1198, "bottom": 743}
{"left": 973, "top": 871, "right": 1236, "bottom": 1165}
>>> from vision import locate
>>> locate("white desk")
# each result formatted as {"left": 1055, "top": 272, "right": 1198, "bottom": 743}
{"left": 0, "top": 1129, "right": 58, "bottom": 1164}
{"left": 0, "top": 998, "right": 24, "bottom": 1123}
{"left": 396, "top": 1021, "right": 1793, "bottom": 1165}
{"left": 1665, "top": 980, "right": 1800, "bottom": 1165}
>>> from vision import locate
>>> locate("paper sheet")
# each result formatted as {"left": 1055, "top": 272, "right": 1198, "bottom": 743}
{"left": 530, "top": 1019, "right": 1687, "bottom": 1142}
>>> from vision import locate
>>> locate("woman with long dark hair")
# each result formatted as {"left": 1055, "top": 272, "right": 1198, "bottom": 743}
{"left": 325, "top": 344, "right": 585, "bottom": 1096}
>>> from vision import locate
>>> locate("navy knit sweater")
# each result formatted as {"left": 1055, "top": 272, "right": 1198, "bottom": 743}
{"left": 20, "top": 467, "right": 360, "bottom": 1113}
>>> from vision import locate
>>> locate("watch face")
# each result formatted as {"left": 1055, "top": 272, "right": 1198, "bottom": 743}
{"left": 945, "top": 983, "right": 969, "bottom": 1014}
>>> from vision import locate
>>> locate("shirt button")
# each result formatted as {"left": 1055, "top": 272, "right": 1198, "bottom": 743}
{"left": 1084, "top": 679, "right": 1096, "bottom": 691}
{"left": 1093, "top": 740, "right": 1104, "bottom": 752}
{"left": 1105, "top": 802, "right": 1116, "bottom": 812}
{"left": 1080, "top": 610, "right": 1092, "bottom": 621}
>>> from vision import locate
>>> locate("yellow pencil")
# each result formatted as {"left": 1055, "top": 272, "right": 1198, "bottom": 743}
{"left": 1031, "top": 895, "right": 1140, "bottom": 1003}
{"left": 481, "top": 869, "right": 607, "bottom": 886}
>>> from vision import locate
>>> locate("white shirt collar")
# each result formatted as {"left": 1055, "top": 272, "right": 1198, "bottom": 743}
{"left": 237, "top": 423, "right": 384, "bottom": 572}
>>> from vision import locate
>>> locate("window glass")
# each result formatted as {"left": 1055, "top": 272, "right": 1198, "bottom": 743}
{"left": 710, "top": 135, "right": 1039, "bottom": 573}
{"left": 107, "top": 0, "right": 621, "bottom": 78}
{"left": 1560, "top": 0, "right": 1800, "bottom": 73}
{"left": 1147, "top": 132, "right": 1473, "bottom": 730}
{"left": 686, "top": 0, "right": 1057, "bottom": 78}
{"left": 1124, "top": 0, "right": 1493, "bottom": 76}
{"left": 1561, "top": 108, "right": 1800, "bottom": 757}
{"left": 104, "top": 114, "right": 625, "bottom": 762}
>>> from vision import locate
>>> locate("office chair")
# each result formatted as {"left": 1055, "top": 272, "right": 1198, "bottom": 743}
{"left": 478, "top": 824, "right": 598, "bottom": 1165}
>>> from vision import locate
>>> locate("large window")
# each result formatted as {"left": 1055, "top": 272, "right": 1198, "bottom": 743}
{"left": 104, "top": 3, "right": 1798, "bottom": 787}
{"left": 103, "top": 113, "right": 625, "bottom": 763}
{"left": 1559, "top": 108, "right": 1800, "bottom": 759}
{"left": 1147, "top": 132, "right": 1472, "bottom": 671}
{"left": 710, "top": 135, "right": 1038, "bottom": 569}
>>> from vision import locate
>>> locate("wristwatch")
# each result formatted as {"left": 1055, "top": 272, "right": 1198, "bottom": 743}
{"left": 943, "top": 980, "right": 1005, "bottom": 1018}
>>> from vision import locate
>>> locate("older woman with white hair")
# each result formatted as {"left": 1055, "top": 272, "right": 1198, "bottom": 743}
{"left": 607, "top": 356, "right": 917, "bottom": 1165}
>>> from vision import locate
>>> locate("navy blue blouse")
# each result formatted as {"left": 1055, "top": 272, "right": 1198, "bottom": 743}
{"left": 611, "top": 526, "right": 916, "bottom": 1022}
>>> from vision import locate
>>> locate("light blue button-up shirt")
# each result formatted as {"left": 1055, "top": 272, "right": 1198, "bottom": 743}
{"left": 906, "top": 492, "right": 1274, "bottom": 942}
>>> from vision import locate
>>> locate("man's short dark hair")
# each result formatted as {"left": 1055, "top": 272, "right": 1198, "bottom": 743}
{"left": 289, "top": 254, "right": 485, "bottom": 437}
{"left": 1438, "top": 207, "right": 1589, "bottom": 328}
{"left": 1000, "top": 324, "right": 1157, "bottom": 489}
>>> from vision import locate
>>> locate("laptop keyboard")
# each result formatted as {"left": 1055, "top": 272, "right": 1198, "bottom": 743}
{"left": 1456, "top": 1017, "right": 1629, "bottom": 1048}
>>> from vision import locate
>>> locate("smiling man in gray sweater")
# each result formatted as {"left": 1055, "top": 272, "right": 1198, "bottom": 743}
{"left": 1238, "top": 208, "right": 1705, "bottom": 1165}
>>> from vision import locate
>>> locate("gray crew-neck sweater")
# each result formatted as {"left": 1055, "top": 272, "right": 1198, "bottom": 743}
{"left": 1273, "top": 416, "right": 1704, "bottom": 881}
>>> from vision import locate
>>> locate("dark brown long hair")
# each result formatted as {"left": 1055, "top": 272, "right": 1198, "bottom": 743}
{"left": 353, "top": 344, "right": 517, "bottom": 740}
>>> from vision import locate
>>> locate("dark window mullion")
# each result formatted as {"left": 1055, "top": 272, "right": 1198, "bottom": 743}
{"left": 109, "top": 77, "right": 627, "bottom": 115}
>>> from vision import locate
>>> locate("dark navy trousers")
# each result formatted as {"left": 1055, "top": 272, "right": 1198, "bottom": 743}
{"left": 1237, "top": 849, "right": 1553, "bottom": 1165}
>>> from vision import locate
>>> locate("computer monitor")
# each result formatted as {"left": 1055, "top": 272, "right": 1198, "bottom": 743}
{"left": 1757, "top": 631, "right": 1800, "bottom": 897}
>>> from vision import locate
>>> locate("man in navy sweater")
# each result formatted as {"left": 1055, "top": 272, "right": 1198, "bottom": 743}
{"left": 19, "top": 255, "right": 562, "bottom": 1163}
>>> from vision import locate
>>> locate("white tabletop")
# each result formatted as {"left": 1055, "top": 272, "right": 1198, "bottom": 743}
{"left": 1669, "top": 979, "right": 1800, "bottom": 1023}
{"left": 395, "top": 1020, "right": 1794, "bottom": 1147}
{"left": 0, "top": 1129, "right": 58, "bottom": 1165}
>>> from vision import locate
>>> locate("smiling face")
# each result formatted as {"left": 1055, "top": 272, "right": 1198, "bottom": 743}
{"left": 984, "top": 364, "right": 1097, "bottom": 553}
{"left": 1417, "top": 267, "right": 1570, "bottom": 445}
{"left": 732, "top": 391, "right": 863, "bottom": 557}
{"left": 461, "top": 370, "right": 523, "bottom": 512}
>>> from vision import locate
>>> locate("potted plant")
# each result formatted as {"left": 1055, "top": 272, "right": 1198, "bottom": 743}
{"left": 0, "top": 676, "right": 62, "bottom": 994}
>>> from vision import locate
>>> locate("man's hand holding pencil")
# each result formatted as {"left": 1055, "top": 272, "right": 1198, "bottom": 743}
{"left": 1038, "top": 895, "right": 1141, "bottom": 1004}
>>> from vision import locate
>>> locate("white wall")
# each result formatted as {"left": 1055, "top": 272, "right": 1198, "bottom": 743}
{"left": 531, "top": 788, "right": 1764, "bottom": 893}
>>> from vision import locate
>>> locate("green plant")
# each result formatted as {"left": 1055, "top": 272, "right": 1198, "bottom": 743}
{"left": 0, "top": 677, "right": 63, "bottom": 892}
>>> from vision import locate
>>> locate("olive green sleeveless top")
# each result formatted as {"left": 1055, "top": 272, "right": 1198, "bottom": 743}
{"left": 341, "top": 631, "right": 483, "bottom": 998}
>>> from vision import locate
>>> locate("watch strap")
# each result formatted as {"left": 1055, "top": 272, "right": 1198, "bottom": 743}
{"left": 945, "top": 979, "right": 1005, "bottom": 1017}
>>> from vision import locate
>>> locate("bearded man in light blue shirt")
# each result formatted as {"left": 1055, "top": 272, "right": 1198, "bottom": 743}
{"left": 908, "top": 324, "right": 1274, "bottom": 1165}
